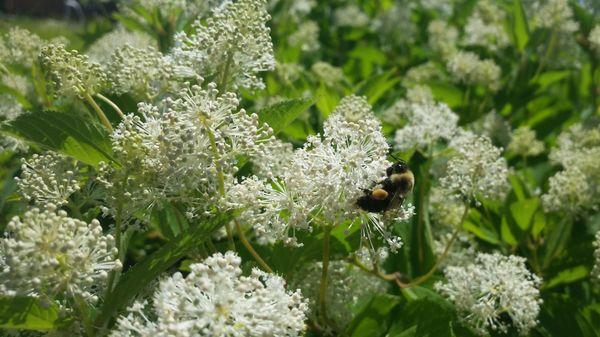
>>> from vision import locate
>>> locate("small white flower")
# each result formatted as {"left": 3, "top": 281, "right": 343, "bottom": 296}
{"left": 334, "top": 5, "right": 369, "bottom": 28}
{"left": 446, "top": 51, "right": 501, "bottom": 91}
{"left": 311, "top": 62, "right": 345, "bottom": 86}
{"left": 462, "top": 0, "right": 510, "bottom": 51}
{"left": 0, "top": 205, "right": 121, "bottom": 304}
{"left": 440, "top": 131, "right": 509, "bottom": 202}
{"left": 110, "top": 251, "right": 308, "bottom": 337}
{"left": 171, "top": 0, "right": 275, "bottom": 90}
{"left": 428, "top": 20, "right": 458, "bottom": 56}
{"left": 288, "top": 21, "right": 320, "bottom": 52}
{"left": 508, "top": 126, "right": 545, "bottom": 157}
{"left": 0, "top": 27, "right": 44, "bottom": 67}
{"left": 86, "top": 26, "right": 155, "bottom": 64}
{"left": 530, "top": 0, "right": 579, "bottom": 34}
{"left": 15, "top": 152, "right": 81, "bottom": 207}
{"left": 436, "top": 253, "right": 542, "bottom": 336}
{"left": 393, "top": 101, "right": 459, "bottom": 152}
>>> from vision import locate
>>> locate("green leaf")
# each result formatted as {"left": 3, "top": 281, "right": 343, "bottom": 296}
{"left": 0, "top": 297, "right": 65, "bottom": 331}
{"left": 2, "top": 110, "right": 116, "bottom": 167}
{"left": 501, "top": 216, "right": 518, "bottom": 246}
{"left": 256, "top": 97, "right": 313, "bottom": 135}
{"left": 315, "top": 85, "right": 340, "bottom": 117}
{"left": 356, "top": 70, "right": 400, "bottom": 105}
{"left": 95, "top": 212, "right": 233, "bottom": 329}
{"left": 388, "top": 296, "right": 458, "bottom": 337}
{"left": 425, "top": 81, "right": 463, "bottom": 108}
{"left": 510, "top": 198, "right": 540, "bottom": 231}
{"left": 544, "top": 265, "right": 589, "bottom": 289}
{"left": 345, "top": 294, "right": 401, "bottom": 337}
{"left": 511, "top": 0, "right": 529, "bottom": 52}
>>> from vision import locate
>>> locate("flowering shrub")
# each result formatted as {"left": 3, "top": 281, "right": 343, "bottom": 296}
{"left": 0, "top": 0, "right": 599, "bottom": 336}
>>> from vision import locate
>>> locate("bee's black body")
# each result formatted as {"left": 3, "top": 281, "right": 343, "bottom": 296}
{"left": 357, "top": 160, "right": 414, "bottom": 214}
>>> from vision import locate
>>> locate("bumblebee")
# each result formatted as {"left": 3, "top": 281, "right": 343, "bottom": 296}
{"left": 357, "top": 160, "right": 414, "bottom": 214}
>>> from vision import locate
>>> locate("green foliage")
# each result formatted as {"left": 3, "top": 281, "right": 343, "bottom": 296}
{"left": 0, "top": 297, "right": 68, "bottom": 331}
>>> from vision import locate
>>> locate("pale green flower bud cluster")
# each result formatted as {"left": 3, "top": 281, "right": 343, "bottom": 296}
{"left": 462, "top": 0, "right": 510, "bottom": 52}
{"left": 508, "top": 126, "right": 545, "bottom": 157}
{"left": 0, "top": 205, "right": 121, "bottom": 304}
{"left": 542, "top": 123, "right": 600, "bottom": 213}
{"left": 436, "top": 253, "right": 542, "bottom": 336}
{"left": 288, "top": 21, "right": 320, "bottom": 53}
{"left": 402, "top": 61, "right": 446, "bottom": 88}
{"left": 333, "top": 5, "right": 369, "bottom": 28}
{"left": 427, "top": 20, "right": 458, "bottom": 57}
{"left": 86, "top": 26, "right": 155, "bottom": 64}
{"left": 15, "top": 152, "right": 81, "bottom": 207}
{"left": 0, "top": 27, "right": 44, "bottom": 67}
{"left": 39, "top": 44, "right": 107, "bottom": 97}
{"left": 440, "top": 131, "right": 509, "bottom": 203}
{"left": 530, "top": 0, "right": 579, "bottom": 34}
{"left": 310, "top": 61, "right": 345, "bottom": 87}
{"left": 393, "top": 100, "right": 459, "bottom": 152}
{"left": 171, "top": 0, "right": 275, "bottom": 91}
{"left": 110, "top": 251, "right": 308, "bottom": 337}
{"left": 446, "top": 51, "right": 501, "bottom": 91}
{"left": 105, "top": 45, "right": 174, "bottom": 99}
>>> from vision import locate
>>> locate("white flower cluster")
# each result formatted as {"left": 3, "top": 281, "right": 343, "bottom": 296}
{"left": 86, "top": 26, "right": 155, "bottom": 64}
{"left": 288, "top": 21, "right": 320, "bottom": 53}
{"left": 394, "top": 101, "right": 459, "bottom": 152}
{"left": 446, "top": 51, "right": 501, "bottom": 91}
{"left": 436, "top": 253, "right": 542, "bottom": 336}
{"left": 0, "top": 73, "right": 29, "bottom": 122}
{"left": 228, "top": 95, "right": 409, "bottom": 250}
{"left": 110, "top": 251, "right": 308, "bottom": 337}
{"left": 373, "top": 4, "right": 418, "bottom": 48}
{"left": 462, "top": 0, "right": 510, "bottom": 51}
{"left": 440, "top": 131, "right": 509, "bottom": 202}
{"left": 589, "top": 25, "right": 600, "bottom": 57}
{"left": 542, "top": 123, "right": 600, "bottom": 213}
{"left": 15, "top": 152, "right": 80, "bottom": 207}
{"left": 171, "top": 0, "right": 275, "bottom": 90}
{"left": 100, "top": 83, "right": 284, "bottom": 220}
{"left": 293, "top": 259, "right": 388, "bottom": 329}
{"left": 311, "top": 62, "right": 345, "bottom": 87}
{"left": 508, "top": 126, "right": 545, "bottom": 157}
{"left": 0, "top": 27, "right": 44, "bottom": 67}
{"left": 39, "top": 44, "right": 107, "bottom": 97}
{"left": 427, "top": 20, "right": 458, "bottom": 57}
{"left": 0, "top": 205, "right": 121, "bottom": 303}
{"left": 334, "top": 5, "right": 369, "bottom": 28}
{"left": 530, "top": 0, "right": 579, "bottom": 34}
{"left": 402, "top": 61, "right": 446, "bottom": 88}
{"left": 105, "top": 45, "right": 174, "bottom": 99}
{"left": 592, "top": 231, "right": 600, "bottom": 282}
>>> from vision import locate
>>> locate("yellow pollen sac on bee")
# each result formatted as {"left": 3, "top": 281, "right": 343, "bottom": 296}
{"left": 372, "top": 188, "right": 389, "bottom": 200}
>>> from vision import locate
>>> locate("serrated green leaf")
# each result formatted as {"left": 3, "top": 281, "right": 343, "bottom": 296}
{"left": 0, "top": 297, "right": 66, "bottom": 331}
{"left": 388, "top": 296, "right": 456, "bottom": 337}
{"left": 95, "top": 212, "right": 233, "bottom": 330}
{"left": 512, "top": 0, "right": 530, "bottom": 52}
{"left": 2, "top": 110, "right": 116, "bottom": 167}
{"left": 257, "top": 97, "right": 313, "bottom": 135}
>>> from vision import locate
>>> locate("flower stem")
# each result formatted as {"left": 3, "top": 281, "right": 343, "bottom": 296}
{"left": 95, "top": 93, "right": 125, "bottom": 118}
{"left": 318, "top": 227, "right": 332, "bottom": 325}
{"left": 402, "top": 202, "right": 470, "bottom": 287}
{"left": 83, "top": 92, "right": 113, "bottom": 132}
{"left": 234, "top": 219, "right": 273, "bottom": 273}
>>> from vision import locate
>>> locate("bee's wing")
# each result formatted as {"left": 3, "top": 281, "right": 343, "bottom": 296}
{"left": 384, "top": 189, "right": 406, "bottom": 221}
